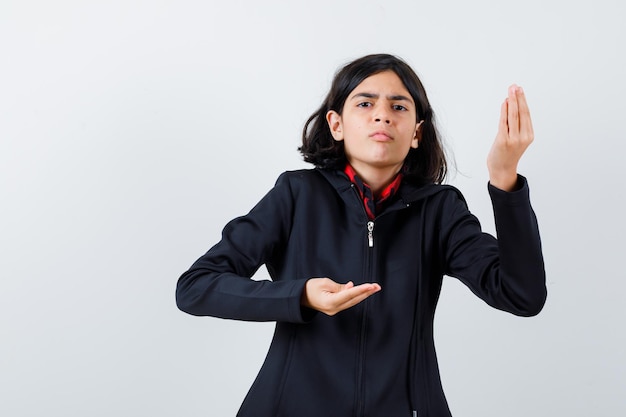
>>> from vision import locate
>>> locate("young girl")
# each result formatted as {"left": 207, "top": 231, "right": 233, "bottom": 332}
{"left": 176, "top": 53, "right": 546, "bottom": 417}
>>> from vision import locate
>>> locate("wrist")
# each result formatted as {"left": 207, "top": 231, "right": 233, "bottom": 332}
{"left": 489, "top": 169, "right": 518, "bottom": 191}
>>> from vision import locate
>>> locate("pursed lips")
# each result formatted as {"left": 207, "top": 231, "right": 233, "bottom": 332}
{"left": 369, "top": 131, "right": 393, "bottom": 141}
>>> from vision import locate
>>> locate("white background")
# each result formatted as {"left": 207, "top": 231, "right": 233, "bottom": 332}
{"left": 1, "top": 1, "right": 624, "bottom": 416}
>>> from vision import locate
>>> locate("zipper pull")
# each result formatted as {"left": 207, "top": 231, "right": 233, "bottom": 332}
{"left": 367, "top": 221, "right": 374, "bottom": 248}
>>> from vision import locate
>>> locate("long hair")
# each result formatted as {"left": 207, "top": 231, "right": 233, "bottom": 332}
{"left": 299, "top": 53, "right": 447, "bottom": 184}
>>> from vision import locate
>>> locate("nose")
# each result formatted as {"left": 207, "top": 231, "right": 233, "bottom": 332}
{"left": 373, "top": 104, "right": 391, "bottom": 124}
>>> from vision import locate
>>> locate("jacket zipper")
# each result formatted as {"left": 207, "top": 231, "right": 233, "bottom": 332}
{"left": 356, "top": 305, "right": 368, "bottom": 416}
{"left": 365, "top": 213, "right": 419, "bottom": 417}
{"left": 351, "top": 184, "right": 418, "bottom": 416}
{"left": 350, "top": 184, "right": 376, "bottom": 249}
{"left": 350, "top": 184, "right": 373, "bottom": 416}
{"left": 367, "top": 221, "right": 374, "bottom": 247}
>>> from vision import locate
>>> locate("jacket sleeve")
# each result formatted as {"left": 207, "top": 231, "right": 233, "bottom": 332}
{"left": 175, "top": 172, "right": 311, "bottom": 323}
{"left": 441, "top": 175, "right": 547, "bottom": 317}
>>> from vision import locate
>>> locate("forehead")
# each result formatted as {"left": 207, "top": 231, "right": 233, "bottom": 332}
{"left": 350, "top": 70, "right": 412, "bottom": 98}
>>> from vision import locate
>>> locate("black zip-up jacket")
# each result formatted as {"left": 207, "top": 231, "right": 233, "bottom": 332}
{"left": 176, "top": 168, "right": 546, "bottom": 417}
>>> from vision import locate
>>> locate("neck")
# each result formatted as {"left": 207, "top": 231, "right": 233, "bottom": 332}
{"left": 349, "top": 162, "right": 403, "bottom": 197}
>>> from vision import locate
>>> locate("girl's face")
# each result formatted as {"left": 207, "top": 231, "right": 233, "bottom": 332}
{"left": 326, "top": 70, "right": 422, "bottom": 176}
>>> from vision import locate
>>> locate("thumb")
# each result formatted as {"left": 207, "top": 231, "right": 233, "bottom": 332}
{"left": 340, "top": 281, "right": 355, "bottom": 291}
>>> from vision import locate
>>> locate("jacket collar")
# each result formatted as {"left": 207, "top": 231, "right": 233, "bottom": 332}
{"left": 316, "top": 168, "right": 459, "bottom": 205}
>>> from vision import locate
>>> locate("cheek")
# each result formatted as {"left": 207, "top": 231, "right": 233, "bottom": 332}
{"left": 339, "top": 123, "right": 364, "bottom": 146}
{"left": 342, "top": 119, "right": 365, "bottom": 134}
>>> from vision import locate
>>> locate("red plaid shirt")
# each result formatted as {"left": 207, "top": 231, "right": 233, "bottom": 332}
{"left": 343, "top": 164, "right": 403, "bottom": 220}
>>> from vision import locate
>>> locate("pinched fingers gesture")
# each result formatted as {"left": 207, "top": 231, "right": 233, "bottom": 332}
{"left": 301, "top": 277, "right": 381, "bottom": 316}
{"left": 487, "top": 84, "right": 535, "bottom": 191}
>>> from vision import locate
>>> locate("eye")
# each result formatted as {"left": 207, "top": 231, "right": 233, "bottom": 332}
{"left": 357, "top": 102, "right": 372, "bottom": 108}
{"left": 393, "top": 104, "right": 408, "bottom": 111}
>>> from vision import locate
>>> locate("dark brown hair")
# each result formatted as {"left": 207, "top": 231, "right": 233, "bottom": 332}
{"left": 299, "top": 53, "right": 447, "bottom": 184}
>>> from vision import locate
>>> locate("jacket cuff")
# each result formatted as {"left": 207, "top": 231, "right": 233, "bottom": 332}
{"left": 288, "top": 278, "right": 318, "bottom": 323}
{"left": 488, "top": 174, "right": 531, "bottom": 207}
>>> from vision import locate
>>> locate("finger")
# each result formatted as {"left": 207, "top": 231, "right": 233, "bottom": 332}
{"left": 507, "top": 85, "right": 520, "bottom": 137}
{"left": 516, "top": 87, "right": 534, "bottom": 142}
{"left": 335, "top": 283, "right": 380, "bottom": 301}
{"left": 497, "top": 99, "right": 508, "bottom": 139}
{"left": 334, "top": 284, "right": 381, "bottom": 311}
{"left": 333, "top": 283, "right": 380, "bottom": 304}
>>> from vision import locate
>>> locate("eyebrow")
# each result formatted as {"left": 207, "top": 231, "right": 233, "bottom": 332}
{"left": 350, "top": 92, "right": 413, "bottom": 103}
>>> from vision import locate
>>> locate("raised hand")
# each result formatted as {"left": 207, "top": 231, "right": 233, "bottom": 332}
{"left": 301, "top": 277, "right": 381, "bottom": 316}
{"left": 487, "top": 84, "right": 535, "bottom": 191}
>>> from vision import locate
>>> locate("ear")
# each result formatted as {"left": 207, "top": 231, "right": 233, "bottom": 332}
{"left": 326, "top": 110, "right": 344, "bottom": 141}
{"left": 411, "top": 120, "right": 424, "bottom": 149}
